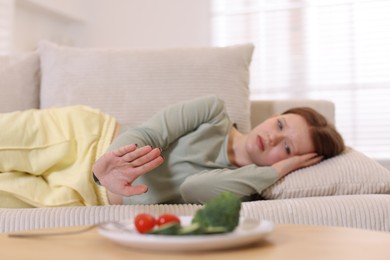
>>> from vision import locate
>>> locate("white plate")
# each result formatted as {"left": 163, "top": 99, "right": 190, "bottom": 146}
{"left": 98, "top": 216, "right": 274, "bottom": 252}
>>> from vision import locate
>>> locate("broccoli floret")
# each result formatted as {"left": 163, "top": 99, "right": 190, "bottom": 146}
{"left": 191, "top": 192, "right": 241, "bottom": 233}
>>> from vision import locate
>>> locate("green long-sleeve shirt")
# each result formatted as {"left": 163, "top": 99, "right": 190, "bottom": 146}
{"left": 108, "top": 96, "right": 278, "bottom": 204}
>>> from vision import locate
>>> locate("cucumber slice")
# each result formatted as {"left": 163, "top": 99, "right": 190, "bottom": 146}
{"left": 149, "top": 222, "right": 181, "bottom": 235}
{"left": 178, "top": 223, "right": 202, "bottom": 235}
{"left": 204, "top": 226, "right": 227, "bottom": 234}
{"left": 178, "top": 223, "right": 227, "bottom": 235}
{"left": 147, "top": 222, "right": 228, "bottom": 236}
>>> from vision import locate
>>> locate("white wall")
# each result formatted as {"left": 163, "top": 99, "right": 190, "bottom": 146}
{"left": 12, "top": 0, "right": 212, "bottom": 51}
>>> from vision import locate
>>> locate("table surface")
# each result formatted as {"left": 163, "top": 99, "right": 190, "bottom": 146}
{"left": 3, "top": 223, "right": 390, "bottom": 260}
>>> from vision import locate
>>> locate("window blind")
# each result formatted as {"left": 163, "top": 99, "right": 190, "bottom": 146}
{"left": 0, "top": 0, "right": 14, "bottom": 54}
{"left": 212, "top": 0, "right": 390, "bottom": 161}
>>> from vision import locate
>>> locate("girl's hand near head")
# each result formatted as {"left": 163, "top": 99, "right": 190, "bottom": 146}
{"left": 272, "top": 153, "right": 323, "bottom": 178}
{"left": 92, "top": 144, "right": 164, "bottom": 197}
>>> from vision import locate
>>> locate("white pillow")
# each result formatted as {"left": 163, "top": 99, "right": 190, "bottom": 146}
{"left": 38, "top": 41, "right": 254, "bottom": 133}
{"left": 261, "top": 147, "right": 390, "bottom": 199}
{"left": 0, "top": 52, "right": 40, "bottom": 112}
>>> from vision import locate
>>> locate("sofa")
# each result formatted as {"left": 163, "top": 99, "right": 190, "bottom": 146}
{"left": 1, "top": 41, "right": 390, "bottom": 233}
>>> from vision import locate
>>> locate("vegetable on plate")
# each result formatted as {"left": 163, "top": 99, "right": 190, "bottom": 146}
{"left": 134, "top": 192, "right": 242, "bottom": 236}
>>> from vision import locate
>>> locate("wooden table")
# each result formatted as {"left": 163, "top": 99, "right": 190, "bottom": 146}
{"left": 3, "top": 224, "right": 390, "bottom": 260}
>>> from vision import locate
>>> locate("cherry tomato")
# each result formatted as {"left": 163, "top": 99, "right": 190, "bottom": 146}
{"left": 157, "top": 214, "right": 181, "bottom": 226}
{"left": 134, "top": 214, "right": 156, "bottom": 234}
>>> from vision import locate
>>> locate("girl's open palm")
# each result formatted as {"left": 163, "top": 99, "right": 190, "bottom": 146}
{"left": 92, "top": 144, "right": 164, "bottom": 197}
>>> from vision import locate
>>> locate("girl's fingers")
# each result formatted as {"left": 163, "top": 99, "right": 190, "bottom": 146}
{"left": 302, "top": 155, "right": 323, "bottom": 167}
{"left": 128, "top": 156, "right": 165, "bottom": 178}
{"left": 112, "top": 144, "right": 138, "bottom": 157}
{"left": 129, "top": 148, "right": 162, "bottom": 167}
{"left": 120, "top": 145, "right": 154, "bottom": 162}
{"left": 122, "top": 184, "right": 148, "bottom": 197}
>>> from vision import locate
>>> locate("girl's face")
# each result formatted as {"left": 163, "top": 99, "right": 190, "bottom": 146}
{"left": 246, "top": 114, "right": 315, "bottom": 166}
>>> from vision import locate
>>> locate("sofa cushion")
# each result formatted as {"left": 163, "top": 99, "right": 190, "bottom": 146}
{"left": 38, "top": 41, "right": 254, "bottom": 133}
{"left": 261, "top": 147, "right": 390, "bottom": 199}
{"left": 0, "top": 52, "right": 40, "bottom": 112}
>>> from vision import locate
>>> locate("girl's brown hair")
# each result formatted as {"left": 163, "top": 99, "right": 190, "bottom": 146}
{"left": 282, "top": 107, "right": 345, "bottom": 159}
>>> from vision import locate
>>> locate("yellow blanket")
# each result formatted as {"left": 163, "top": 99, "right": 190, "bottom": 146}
{"left": 0, "top": 106, "right": 116, "bottom": 208}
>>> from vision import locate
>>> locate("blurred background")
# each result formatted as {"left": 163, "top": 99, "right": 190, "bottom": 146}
{"left": 0, "top": 0, "right": 389, "bottom": 168}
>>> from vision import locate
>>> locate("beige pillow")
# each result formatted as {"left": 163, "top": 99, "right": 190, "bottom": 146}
{"left": 0, "top": 52, "right": 40, "bottom": 112}
{"left": 261, "top": 148, "right": 390, "bottom": 199}
{"left": 38, "top": 41, "right": 254, "bottom": 133}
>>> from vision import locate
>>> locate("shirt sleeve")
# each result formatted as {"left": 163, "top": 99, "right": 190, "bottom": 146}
{"left": 179, "top": 165, "right": 279, "bottom": 204}
{"left": 108, "top": 95, "right": 227, "bottom": 150}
